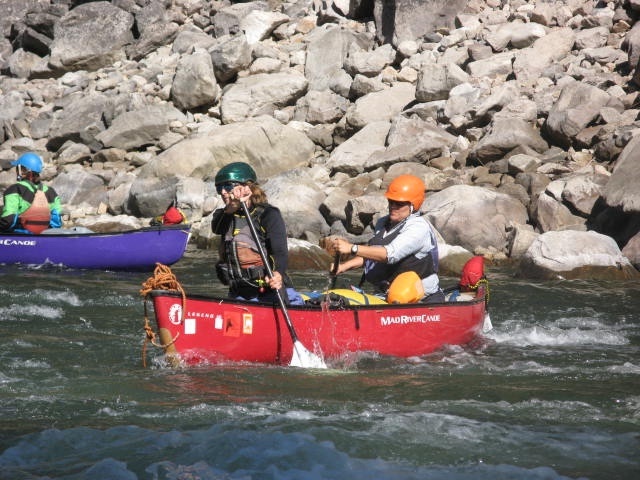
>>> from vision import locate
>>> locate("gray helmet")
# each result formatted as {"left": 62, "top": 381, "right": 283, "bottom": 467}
{"left": 215, "top": 162, "right": 257, "bottom": 185}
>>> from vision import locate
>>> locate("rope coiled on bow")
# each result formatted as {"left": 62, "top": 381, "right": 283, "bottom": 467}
{"left": 139, "top": 263, "right": 186, "bottom": 367}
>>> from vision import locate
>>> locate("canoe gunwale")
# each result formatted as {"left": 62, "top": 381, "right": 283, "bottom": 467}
{"left": 0, "top": 223, "right": 191, "bottom": 239}
{"left": 147, "top": 288, "right": 487, "bottom": 311}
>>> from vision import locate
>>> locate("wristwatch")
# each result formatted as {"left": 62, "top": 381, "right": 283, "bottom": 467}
{"left": 351, "top": 244, "right": 359, "bottom": 255}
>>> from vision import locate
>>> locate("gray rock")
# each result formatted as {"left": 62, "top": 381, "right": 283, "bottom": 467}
{"left": 49, "top": 2, "right": 134, "bottom": 72}
{"left": 416, "top": 62, "right": 469, "bottom": 102}
{"left": 294, "top": 89, "right": 349, "bottom": 125}
{"left": 220, "top": 71, "right": 308, "bottom": 124}
{"left": 364, "top": 116, "right": 456, "bottom": 171}
{"left": 344, "top": 43, "right": 397, "bottom": 77}
{"left": 172, "top": 25, "right": 217, "bottom": 55}
{"left": 621, "top": 232, "right": 640, "bottom": 269}
{"left": 519, "top": 230, "right": 639, "bottom": 280}
{"left": 263, "top": 169, "right": 329, "bottom": 238}
{"left": 240, "top": 10, "right": 289, "bottom": 45}
{"left": 211, "top": 2, "right": 267, "bottom": 39}
{"left": 424, "top": 185, "right": 529, "bottom": 254}
{"left": 51, "top": 166, "right": 107, "bottom": 208}
{"left": 344, "top": 82, "right": 415, "bottom": 130}
{"left": 171, "top": 49, "right": 219, "bottom": 111}
{"left": 209, "top": 34, "right": 252, "bottom": 84}
{"left": 327, "top": 121, "right": 390, "bottom": 175}
{"left": 373, "top": 0, "right": 467, "bottom": 46}
{"left": 47, "top": 92, "right": 115, "bottom": 151}
{"left": 544, "top": 82, "right": 610, "bottom": 147}
{"left": 534, "top": 192, "right": 586, "bottom": 233}
{"left": 602, "top": 134, "right": 640, "bottom": 212}
{"left": 126, "top": 21, "right": 179, "bottom": 61}
{"left": 512, "top": 27, "right": 575, "bottom": 84}
{"left": 304, "top": 25, "right": 372, "bottom": 91}
{"left": 95, "top": 104, "right": 187, "bottom": 151}
{"left": 471, "top": 117, "right": 549, "bottom": 163}
{"left": 134, "top": 115, "right": 314, "bottom": 183}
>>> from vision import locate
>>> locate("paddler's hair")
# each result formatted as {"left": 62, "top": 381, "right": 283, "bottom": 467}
{"left": 248, "top": 181, "right": 268, "bottom": 205}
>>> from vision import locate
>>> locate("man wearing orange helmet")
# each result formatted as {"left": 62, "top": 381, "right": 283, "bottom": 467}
{"left": 331, "top": 174, "right": 443, "bottom": 303}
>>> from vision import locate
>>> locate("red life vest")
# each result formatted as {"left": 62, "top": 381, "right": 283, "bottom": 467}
{"left": 20, "top": 187, "right": 51, "bottom": 234}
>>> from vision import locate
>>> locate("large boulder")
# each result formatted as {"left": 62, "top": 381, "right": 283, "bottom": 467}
{"left": 219, "top": 71, "right": 308, "bottom": 124}
{"left": 471, "top": 117, "right": 548, "bottom": 163}
{"left": 49, "top": 2, "right": 134, "bottom": 72}
{"left": 602, "top": 134, "right": 640, "bottom": 212}
{"left": 423, "top": 185, "right": 529, "bottom": 254}
{"left": 344, "top": 82, "right": 416, "bottom": 130}
{"left": 373, "top": 0, "right": 467, "bottom": 46}
{"left": 170, "top": 50, "right": 219, "bottom": 111}
{"left": 46, "top": 92, "right": 116, "bottom": 151}
{"left": 127, "top": 116, "right": 315, "bottom": 216}
{"left": 543, "top": 80, "right": 611, "bottom": 149}
{"left": 518, "top": 230, "right": 639, "bottom": 280}
{"left": 95, "top": 104, "right": 187, "bottom": 151}
{"left": 263, "top": 169, "right": 329, "bottom": 239}
{"left": 304, "top": 25, "right": 371, "bottom": 91}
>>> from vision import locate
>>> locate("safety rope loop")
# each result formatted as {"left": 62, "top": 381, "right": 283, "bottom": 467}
{"left": 468, "top": 277, "right": 490, "bottom": 308}
{"left": 139, "top": 263, "right": 186, "bottom": 367}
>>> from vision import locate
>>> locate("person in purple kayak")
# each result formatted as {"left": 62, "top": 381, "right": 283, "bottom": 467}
{"left": 0, "top": 152, "right": 62, "bottom": 234}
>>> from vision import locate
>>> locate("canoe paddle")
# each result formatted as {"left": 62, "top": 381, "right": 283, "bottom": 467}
{"left": 240, "top": 201, "right": 327, "bottom": 369}
{"left": 329, "top": 252, "right": 340, "bottom": 290}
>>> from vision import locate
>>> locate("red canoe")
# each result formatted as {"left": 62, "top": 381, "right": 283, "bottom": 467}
{"left": 142, "top": 259, "right": 491, "bottom": 366}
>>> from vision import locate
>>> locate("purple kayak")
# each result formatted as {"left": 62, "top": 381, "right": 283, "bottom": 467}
{"left": 0, "top": 224, "right": 191, "bottom": 271}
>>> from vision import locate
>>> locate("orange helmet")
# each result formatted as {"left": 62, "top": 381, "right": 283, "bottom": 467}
{"left": 384, "top": 174, "right": 425, "bottom": 211}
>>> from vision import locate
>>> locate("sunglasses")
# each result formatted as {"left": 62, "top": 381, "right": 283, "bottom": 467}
{"left": 388, "top": 200, "right": 411, "bottom": 208}
{"left": 216, "top": 182, "right": 243, "bottom": 194}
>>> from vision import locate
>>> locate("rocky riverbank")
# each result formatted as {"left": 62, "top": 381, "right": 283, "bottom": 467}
{"left": 1, "top": 0, "right": 639, "bottom": 279}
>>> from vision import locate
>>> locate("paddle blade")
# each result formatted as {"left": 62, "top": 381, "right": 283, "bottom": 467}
{"left": 482, "top": 312, "right": 493, "bottom": 333}
{"left": 290, "top": 341, "right": 327, "bottom": 369}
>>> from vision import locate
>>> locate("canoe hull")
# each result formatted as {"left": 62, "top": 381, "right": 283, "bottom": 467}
{"left": 148, "top": 287, "right": 488, "bottom": 365}
{"left": 0, "top": 225, "right": 191, "bottom": 270}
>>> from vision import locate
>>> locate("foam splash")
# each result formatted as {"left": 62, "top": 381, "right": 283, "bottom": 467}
{"left": 488, "top": 317, "right": 629, "bottom": 347}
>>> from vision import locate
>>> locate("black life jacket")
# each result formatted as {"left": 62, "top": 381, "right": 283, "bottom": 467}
{"left": 220, "top": 205, "right": 270, "bottom": 290}
{"left": 363, "top": 215, "right": 438, "bottom": 292}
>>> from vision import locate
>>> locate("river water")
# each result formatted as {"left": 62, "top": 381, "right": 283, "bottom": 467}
{"left": 0, "top": 246, "right": 638, "bottom": 480}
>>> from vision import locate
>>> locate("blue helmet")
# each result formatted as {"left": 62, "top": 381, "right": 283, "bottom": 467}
{"left": 11, "top": 152, "right": 44, "bottom": 174}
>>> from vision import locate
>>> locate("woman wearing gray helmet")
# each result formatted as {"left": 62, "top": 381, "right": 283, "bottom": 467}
{"left": 211, "top": 162, "right": 303, "bottom": 305}
{"left": 1, "top": 152, "right": 62, "bottom": 233}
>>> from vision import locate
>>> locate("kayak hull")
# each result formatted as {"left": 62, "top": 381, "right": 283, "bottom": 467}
{"left": 0, "top": 224, "right": 191, "bottom": 270}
